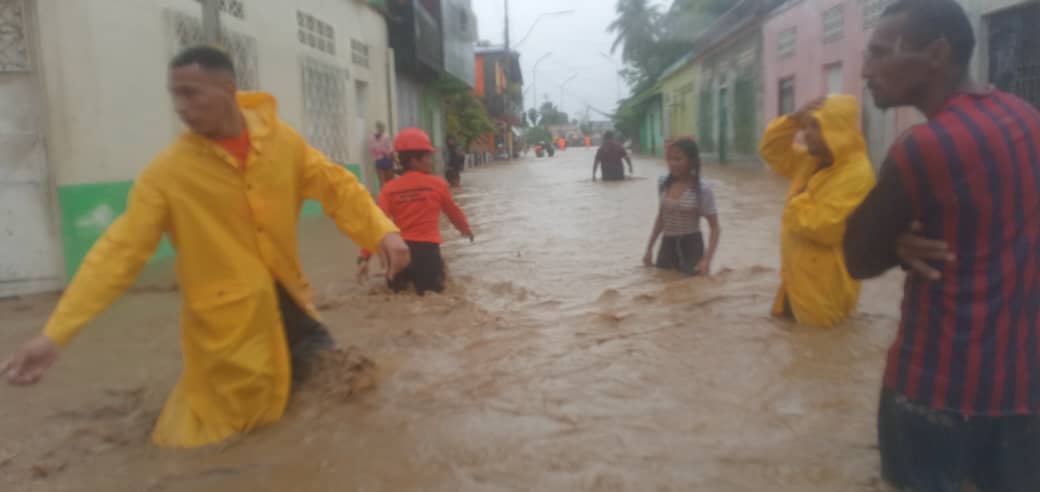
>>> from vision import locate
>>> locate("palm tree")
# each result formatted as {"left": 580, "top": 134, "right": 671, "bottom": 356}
{"left": 607, "top": 0, "right": 661, "bottom": 66}
{"left": 663, "top": 0, "right": 733, "bottom": 43}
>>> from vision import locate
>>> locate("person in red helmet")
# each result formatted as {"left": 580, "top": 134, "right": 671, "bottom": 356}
{"left": 358, "top": 128, "right": 473, "bottom": 295}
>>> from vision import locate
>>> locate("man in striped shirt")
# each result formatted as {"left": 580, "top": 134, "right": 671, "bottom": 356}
{"left": 844, "top": 0, "right": 1040, "bottom": 490}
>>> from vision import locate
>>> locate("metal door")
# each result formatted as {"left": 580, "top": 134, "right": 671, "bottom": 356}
{"left": 988, "top": 3, "right": 1040, "bottom": 108}
{"left": 0, "top": 0, "right": 61, "bottom": 296}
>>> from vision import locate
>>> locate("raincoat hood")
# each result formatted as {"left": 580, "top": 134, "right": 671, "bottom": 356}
{"left": 759, "top": 98, "right": 877, "bottom": 328}
{"left": 812, "top": 95, "right": 867, "bottom": 166}
{"left": 237, "top": 91, "right": 278, "bottom": 138}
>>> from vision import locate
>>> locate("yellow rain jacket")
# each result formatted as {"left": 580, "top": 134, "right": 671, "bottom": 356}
{"left": 42, "top": 92, "right": 398, "bottom": 447}
{"left": 759, "top": 95, "right": 876, "bottom": 328}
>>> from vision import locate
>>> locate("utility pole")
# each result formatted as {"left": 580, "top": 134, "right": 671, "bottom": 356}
{"left": 202, "top": 0, "right": 222, "bottom": 45}
{"left": 531, "top": 52, "right": 552, "bottom": 113}
{"left": 560, "top": 73, "right": 578, "bottom": 114}
{"left": 504, "top": 0, "right": 510, "bottom": 52}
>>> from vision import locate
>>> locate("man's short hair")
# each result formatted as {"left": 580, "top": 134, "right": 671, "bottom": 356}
{"left": 882, "top": 0, "right": 976, "bottom": 68}
{"left": 170, "top": 45, "right": 236, "bottom": 77}
{"left": 604, "top": 131, "right": 615, "bottom": 141}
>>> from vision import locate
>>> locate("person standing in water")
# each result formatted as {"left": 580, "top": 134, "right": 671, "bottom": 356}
{"left": 369, "top": 121, "right": 394, "bottom": 186}
{"left": 643, "top": 138, "right": 721, "bottom": 276}
{"left": 359, "top": 128, "right": 473, "bottom": 295}
{"left": 844, "top": 0, "right": 1040, "bottom": 489}
{"left": 759, "top": 95, "right": 876, "bottom": 328}
{"left": 0, "top": 47, "right": 409, "bottom": 448}
{"left": 444, "top": 135, "right": 465, "bottom": 187}
{"left": 593, "top": 131, "right": 633, "bottom": 181}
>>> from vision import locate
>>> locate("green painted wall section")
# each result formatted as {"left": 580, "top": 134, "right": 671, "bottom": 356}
{"left": 57, "top": 181, "right": 176, "bottom": 281}
{"left": 59, "top": 163, "right": 363, "bottom": 279}
{"left": 660, "top": 64, "right": 700, "bottom": 140}
{"left": 639, "top": 99, "right": 664, "bottom": 157}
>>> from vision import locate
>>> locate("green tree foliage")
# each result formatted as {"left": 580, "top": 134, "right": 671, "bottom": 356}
{"left": 443, "top": 89, "right": 494, "bottom": 148}
{"left": 608, "top": 0, "right": 730, "bottom": 94}
{"left": 527, "top": 108, "right": 541, "bottom": 127}
{"left": 526, "top": 126, "right": 553, "bottom": 147}
{"left": 610, "top": 0, "right": 731, "bottom": 137}
{"left": 538, "top": 101, "right": 569, "bottom": 126}
{"left": 664, "top": 0, "right": 732, "bottom": 42}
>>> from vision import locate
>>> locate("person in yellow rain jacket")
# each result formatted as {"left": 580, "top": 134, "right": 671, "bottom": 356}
{"left": 0, "top": 47, "right": 410, "bottom": 448}
{"left": 759, "top": 95, "right": 876, "bottom": 328}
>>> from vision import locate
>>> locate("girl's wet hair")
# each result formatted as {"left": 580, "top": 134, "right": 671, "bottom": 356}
{"left": 660, "top": 138, "right": 702, "bottom": 194}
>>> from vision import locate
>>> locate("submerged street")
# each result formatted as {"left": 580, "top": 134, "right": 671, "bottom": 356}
{"left": 1, "top": 148, "right": 905, "bottom": 491}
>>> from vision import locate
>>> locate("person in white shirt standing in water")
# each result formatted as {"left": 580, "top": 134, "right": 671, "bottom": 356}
{"left": 643, "top": 138, "right": 721, "bottom": 276}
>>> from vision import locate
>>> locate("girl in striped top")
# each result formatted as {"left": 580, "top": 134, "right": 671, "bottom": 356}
{"left": 643, "top": 138, "right": 721, "bottom": 276}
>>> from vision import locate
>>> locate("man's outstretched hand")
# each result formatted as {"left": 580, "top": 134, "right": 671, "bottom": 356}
{"left": 897, "top": 221, "right": 954, "bottom": 280}
{"left": 378, "top": 232, "right": 411, "bottom": 280}
{"left": 2, "top": 335, "right": 59, "bottom": 386}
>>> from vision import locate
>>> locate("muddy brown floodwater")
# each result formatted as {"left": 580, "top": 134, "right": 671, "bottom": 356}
{"left": 0, "top": 148, "right": 906, "bottom": 491}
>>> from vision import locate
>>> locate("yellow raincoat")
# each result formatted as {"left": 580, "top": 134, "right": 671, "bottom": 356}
{"left": 42, "top": 92, "right": 398, "bottom": 447}
{"left": 759, "top": 95, "right": 876, "bottom": 328}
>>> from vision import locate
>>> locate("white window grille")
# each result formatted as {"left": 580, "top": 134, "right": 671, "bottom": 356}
{"left": 191, "top": 0, "right": 245, "bottom": 20}
{"left": 300, "top": 57, "right": 349, "bottom": 164}
{"left": 826, "top": 63, "right": 844, "bottom": 94}
{"left": 351, "top": 39, "right": 370, "bottom": 68}
{"left": 861, "top": 0, "right": 895, "bottom": 30}
{"left": 168, "top": 10, "right": 260, "bottom": 89}
{"left": 777, "top": 27, "right": 797, "bottom": 59}
{"left": 0, "top": 0, "right": 30, "bottom": 71}
{"left": 297, "top": 11, "right": 336, "bottom": 55}
{"left": 778, "top": 77, "right": 796, "bottom": 115}
{"left": 823, "top": 5, "right": 845, "bottom": 43}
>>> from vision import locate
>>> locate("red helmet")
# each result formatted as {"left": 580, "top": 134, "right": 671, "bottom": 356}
{"left": 394, "top": 128, "right": 435, "bottom": 152}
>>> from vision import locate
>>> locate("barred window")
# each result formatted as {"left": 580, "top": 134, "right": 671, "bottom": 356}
{"left": 168, "top": 10, "right": 259, "bottom": 89}
{"left": 0, "top": 0, "right": 30, "bottom": 71}
{"left": 300, "top": 58, "right": 349, "bottom": 164}
{"left": 777, "top": 27, "right": 797, "bottom": 59}
{"left": 351, "top": 39, "right": 370, "bottom": 68}
{"left": 191, "top": 0, "right": 245, "bottom": 20}
{"left": 823, "top": 5, "right": 844, "bottom": 44}
{"left": 297, "top": 11, "right": 335, "bottom": 55}
{"left": 861, "top": 0, "right": 895, "bottom": 30}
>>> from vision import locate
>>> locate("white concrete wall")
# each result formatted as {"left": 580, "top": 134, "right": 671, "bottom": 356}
{"left": 35, "top": 0, "right": 392, "bottom": 190}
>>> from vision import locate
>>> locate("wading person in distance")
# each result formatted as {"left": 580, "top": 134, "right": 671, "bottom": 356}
{"left": 359, "top": 128, "right": 473, "bottom": 295}
{"left": 444, "top": 135, "right": 465, "bottom": 187}
{"left": 643, "top": 138, "right": 721, "bottom": 276}
{"left": 759, "top": 95, "right": 876, "bottom": 328}
{"left": 593, "top": 131, "right": 633, "bottom": 181}
{"left": 1, "top": 46, "right": 409, "bottom": 448}
{"left": 844, "top": 0, "right": 1040, "bottom": 490}
{"left": 369, "top": 121, "right": 394, "bottom": 187}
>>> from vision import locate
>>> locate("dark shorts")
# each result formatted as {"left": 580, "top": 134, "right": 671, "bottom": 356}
{"left": 375, "top": 157, "right": 394, "bottom": 171}
{"left": 655, "top": 232, "right": 704, "bottom": 276}
{"left": 445, "top": 165, "right": 462, "bottom": 184}
{"left": 601, "top": 162, "right": 625, "bottom": 181}
{"left": 388, "top": 241, "right": 445, "bottom": 295}
{"left": 276, "top": 284, "right": 335, "bottom": 383}
{"left": 879, "top": 388, "right": 1040, "bottom": 492}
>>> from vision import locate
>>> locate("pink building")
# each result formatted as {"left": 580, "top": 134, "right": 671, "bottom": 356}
{"left": 762, "top": 0, "right": 922, "bottom": 164}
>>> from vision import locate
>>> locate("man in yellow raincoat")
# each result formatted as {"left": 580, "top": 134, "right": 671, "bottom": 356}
{"left": 759, "top": 95, "right": 876, "bottom": 328}
{"left": 1, "top": 47, "right": 409, "bottom": 448}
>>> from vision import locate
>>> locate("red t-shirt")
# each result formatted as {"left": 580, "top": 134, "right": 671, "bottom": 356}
{"left": 215, "top": 130, "right": 251, "bottom": 169}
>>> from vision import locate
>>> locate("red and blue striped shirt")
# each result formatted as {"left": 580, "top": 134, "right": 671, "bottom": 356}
{"left": 845, "top": 89, "right": 1040, "bottom": 416}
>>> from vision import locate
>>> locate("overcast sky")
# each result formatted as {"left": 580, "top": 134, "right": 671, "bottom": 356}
{"left": 471, "top": 0, "right": 670, "bottom": 121}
